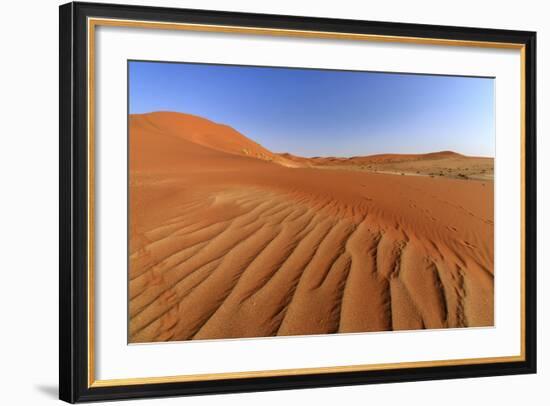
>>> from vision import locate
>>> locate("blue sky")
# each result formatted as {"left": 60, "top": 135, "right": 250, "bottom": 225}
{"left": 129, "top": 61, "right": 495, "bottom": 157}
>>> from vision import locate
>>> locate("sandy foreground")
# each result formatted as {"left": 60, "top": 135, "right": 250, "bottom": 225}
{"left": 129, "top": 112, "right": 494, "bottom": 343}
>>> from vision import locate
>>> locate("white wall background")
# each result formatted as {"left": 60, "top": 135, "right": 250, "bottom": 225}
{"left": 0, "top": 0, "right": 546, "bottom": 404}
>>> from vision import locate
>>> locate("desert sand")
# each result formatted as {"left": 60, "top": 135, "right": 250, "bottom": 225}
{"left": 129, "top": 111, "right": 494, "bottom": 343}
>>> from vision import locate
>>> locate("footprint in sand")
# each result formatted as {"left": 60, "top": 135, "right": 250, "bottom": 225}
{"left": 462, "top": 241, "right": 476, "bottom": 249}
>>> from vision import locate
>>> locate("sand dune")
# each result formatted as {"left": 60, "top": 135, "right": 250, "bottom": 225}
{"left": 132, "top": 112, "right": 298, "bottom": 168}
{"left": 280, "top": 150, "right": 493, "bottom": 180}
{"left": 129, "top": 112, "right": 494, "bottom": 343}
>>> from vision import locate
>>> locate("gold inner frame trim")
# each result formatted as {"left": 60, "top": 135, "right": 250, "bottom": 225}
{"left": 87, "top": 17, "right": 527, "bottom": 388}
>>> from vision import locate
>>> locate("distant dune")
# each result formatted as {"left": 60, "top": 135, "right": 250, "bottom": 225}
{"left": 129, "top": 111, "right": 494, "bottom": 343}
{"left": 279, "top": 150, "right": 493, "bottom": 180}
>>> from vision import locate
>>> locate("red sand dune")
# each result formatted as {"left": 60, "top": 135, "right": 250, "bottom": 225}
{"left": 129, "top": 112, "right": 494, "bottom": 343}
{"left": 131, "top": 112, "right": 298, "bottom": 168}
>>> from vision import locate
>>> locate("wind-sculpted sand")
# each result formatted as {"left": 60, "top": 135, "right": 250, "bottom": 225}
{"left": 129, "top": 112, "right": 494, "bottom": 343}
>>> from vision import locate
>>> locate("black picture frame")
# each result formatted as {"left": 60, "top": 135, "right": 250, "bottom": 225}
{"left": 59, "top": 1, "right": 537, "bottom": 403}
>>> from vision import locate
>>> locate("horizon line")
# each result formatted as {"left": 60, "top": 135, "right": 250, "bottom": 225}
{"left": 130, "top": 110, "right": 495, "bottom": 159}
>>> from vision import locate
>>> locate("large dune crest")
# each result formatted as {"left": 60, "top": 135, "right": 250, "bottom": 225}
{"left": 131, "top": 111, "right": 300, "bottom": 167}
{"left": 129, "top": 111, "right": 494, "bottom": 343}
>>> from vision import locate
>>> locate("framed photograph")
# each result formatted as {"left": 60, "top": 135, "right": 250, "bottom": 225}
{"left": 59, "top": 2, "right": 537, "bottom": 403}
